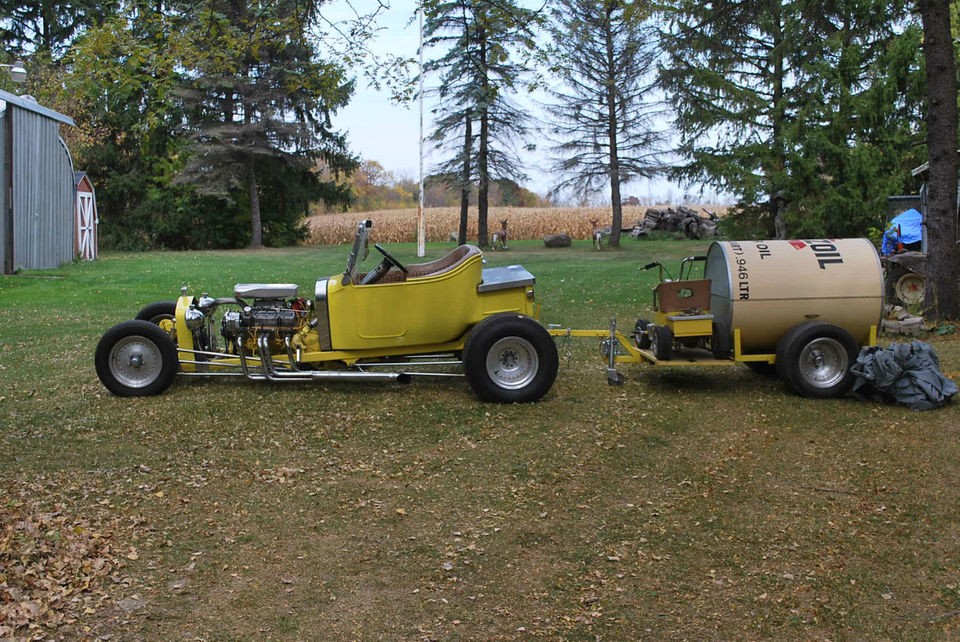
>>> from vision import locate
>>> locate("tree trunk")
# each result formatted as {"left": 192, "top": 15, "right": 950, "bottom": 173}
{"left": 919, "top": 0, "right": 960, "bottom": 320}
{"left": 477, "top": 31, "right": 490, "bottom": 248}
{"left": 247, "top": 156, "right": 263, "bottom": 249}
{"left": 768, "top": 1, "right": 787, "bottom": 231}
{"left": 604, "top": 3, "right": 622, "bottom": 248}
{"left": 459, "top": 112, "right": 472, "bottom": 245}
{"left": 478, "top": 106, "right": 489, "bottom": 247}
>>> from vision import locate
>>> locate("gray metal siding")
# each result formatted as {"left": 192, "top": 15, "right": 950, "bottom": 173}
{"left": 10, "top": 107, "right": 75, "bottom": 271}
{"left": 0, "top": 108, "right": 7, "bottom": 272}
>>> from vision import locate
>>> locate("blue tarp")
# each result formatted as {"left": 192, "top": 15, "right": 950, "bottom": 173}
{"left": 881, "top": 208, "right": 923, "bottom": 255}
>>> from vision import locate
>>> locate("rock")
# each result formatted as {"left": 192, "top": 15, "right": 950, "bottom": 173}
{"left": 543, "top": 233, "right": 571, "bottom": 248}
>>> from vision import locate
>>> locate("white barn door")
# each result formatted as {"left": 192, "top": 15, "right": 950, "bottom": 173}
{"left": 76, "top": 191, "right": 97, "bottom": 260}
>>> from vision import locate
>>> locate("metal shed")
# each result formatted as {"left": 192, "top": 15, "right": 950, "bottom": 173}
{"left": 1, "top": 89, "right": 76, "bottom": 274}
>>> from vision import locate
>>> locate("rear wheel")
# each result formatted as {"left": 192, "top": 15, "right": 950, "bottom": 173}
{"left": 651, "top": 324, "right": 673, "bottom": 361}
{"left": 775, "top": 322, "right": 859, "bottom": 398}
{"left": 95, "top": 320, "right": 178, "bottom": 397}
{"left": 463, "top": 315, "right": 559, "bottom": 403}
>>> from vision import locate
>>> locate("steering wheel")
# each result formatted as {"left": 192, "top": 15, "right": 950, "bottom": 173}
{"left": 358, "top": 243, "right": 409, "bottom": 285}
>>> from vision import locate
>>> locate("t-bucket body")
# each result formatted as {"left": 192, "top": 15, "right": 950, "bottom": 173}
{"left": 95, "top": 220, "right": 558, "bottom": 403}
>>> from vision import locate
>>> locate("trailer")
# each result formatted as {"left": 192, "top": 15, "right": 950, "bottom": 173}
{"left": 549, "top": 239, "right": 884, "bottom": 399}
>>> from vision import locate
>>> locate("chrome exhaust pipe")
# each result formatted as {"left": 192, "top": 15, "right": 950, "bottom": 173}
{"left": 253, "top": 333, "right": 410, "bottom": 383}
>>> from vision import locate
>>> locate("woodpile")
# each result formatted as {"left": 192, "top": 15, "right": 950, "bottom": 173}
{"left": 630, "top": 206, "right": 719, "bottom": 240}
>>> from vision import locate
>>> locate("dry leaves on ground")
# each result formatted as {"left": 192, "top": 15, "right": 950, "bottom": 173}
{"left": 0, "top": 490, "right": 124, "bottom": 640}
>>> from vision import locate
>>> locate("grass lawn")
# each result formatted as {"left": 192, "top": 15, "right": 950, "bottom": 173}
{"left": 1, "top": 237, "right": 959, "bottom": 641}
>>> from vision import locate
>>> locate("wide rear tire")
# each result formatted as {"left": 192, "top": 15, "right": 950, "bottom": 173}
{"left": 463, "top": 315, "right": 559, "bottom": 403}
{"left": 95, "top": 320, "right": 178, "bottom": 397}
{"left": 775, "top": 322, "right": 859, "bottom": 399}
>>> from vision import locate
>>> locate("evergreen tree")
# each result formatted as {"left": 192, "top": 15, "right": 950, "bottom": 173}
{"left": 423, "top": 0, "right": 539, "bottom": 247}
{"left": 780, "top": 0, "right": 924, "bottom": 237}
{"left": 0, "top": 0, "right": 116, "bottom": 56}
{"left": 544, "top": 0, "right": 666, "bottom": 247}
{"left": 175, "top": 0, "right": 356, "bottom": 248}
{"left": 659, "top": 0, "right": 923, "bottom": 238}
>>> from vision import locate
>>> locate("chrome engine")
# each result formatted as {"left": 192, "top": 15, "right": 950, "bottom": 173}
{"left": 220, "top": 304, "right": 302, "bottom": 342}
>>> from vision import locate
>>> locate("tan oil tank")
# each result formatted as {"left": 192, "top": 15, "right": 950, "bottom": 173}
{"left": 705, "top": 239, "right": 883, "bottom": 353}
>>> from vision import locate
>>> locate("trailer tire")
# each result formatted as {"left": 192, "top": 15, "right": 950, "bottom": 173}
{"left": 711, "top": 320, "right": 731, "bottom": 359}
{"left": 95, "top": 320, "right": 178, "bottom": 397}
{"left": 463, "top": 314, "right": 558, "bottom": 403}
{"left": 651, "top": 325, "right": 673, "bottom": 361}
{"left": 775, "top": 322, "right": 859, "bottom": 399}
{"left": 633, "top": 318, "right": 652, "bottom": 349}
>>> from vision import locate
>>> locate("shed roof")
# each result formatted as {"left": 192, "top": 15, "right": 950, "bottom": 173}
{"left": 0, "top": 88, "right": 75, "bottom": 126}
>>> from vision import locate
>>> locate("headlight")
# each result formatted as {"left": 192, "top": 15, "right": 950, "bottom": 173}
{"left": 185, "top": 307, "right": 205, "bottom": 330}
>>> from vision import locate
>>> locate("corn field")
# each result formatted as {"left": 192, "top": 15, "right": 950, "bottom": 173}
{"left": 307, "top": 206, "right": 727, "bottom": 245}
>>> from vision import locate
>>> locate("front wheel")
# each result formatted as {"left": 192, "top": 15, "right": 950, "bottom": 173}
{"left": 95, "top": 320, "right": 179, "bottom": 397}
{"left": 135, "top": 301, "right": 177, "bottom": 325}
{"left": 775, "top": 322, "right": 859, "bottom": 399}
{"left": 463, "top": 315, "right": 559, "bottom": 403}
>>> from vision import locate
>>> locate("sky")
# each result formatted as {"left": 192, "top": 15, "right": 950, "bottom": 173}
{"left": 319, "top": 0, "right": 723, "bottom": 203}
{"left": 320, "top": 1, "right": 438, "bottom": 187}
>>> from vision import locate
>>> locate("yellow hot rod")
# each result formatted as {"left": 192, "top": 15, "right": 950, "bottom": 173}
{"left": 95, "top": 220, "right": 559, "bottom": 403}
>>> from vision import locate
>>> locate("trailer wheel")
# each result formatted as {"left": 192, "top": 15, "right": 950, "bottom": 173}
{"left": 463, "top": 314, "right": 559, "bottom": 403}
{"left": 651, "top": 325, "right": 673, "bottom": 361}
{"left": 775, "top": 322, "right": 859, "bottom": 399}
{"left": 95, "top": 320, "right": 179, "bottom": 397}
{"left": 633, "top": 318, "right": 652, "bottom": 349}
{"left": 711, "top": 320, "right": 731, "bottom": 359}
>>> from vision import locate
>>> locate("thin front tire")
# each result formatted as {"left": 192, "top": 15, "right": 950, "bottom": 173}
{"left": 95, "top": 320, "right": 178, "bottom": 397}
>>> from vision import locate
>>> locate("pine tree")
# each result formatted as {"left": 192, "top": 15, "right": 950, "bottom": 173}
{"left": 659, "top": 0, "right": 923, "bottom": 237}
{"left": 544, "top": 0, "right": 666, "bottom": 247}
{"left": 780, "top": 0, "right": 924, "bottom": 237}
{"left": 0, "top": 0, "right": 116, "bottom": 56}
{"left": 176, "top": 0, "right": 356, "bottom": 248}
{"left": 423, "top": 0, "right": 538, "bottom": 247}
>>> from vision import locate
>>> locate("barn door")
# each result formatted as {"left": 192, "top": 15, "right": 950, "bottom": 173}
{"left": 76, "top": 191, "right": 96, "bottom": 260}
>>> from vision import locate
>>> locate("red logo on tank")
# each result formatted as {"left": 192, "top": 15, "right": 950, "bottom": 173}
{"left": 788, "top": 240, "right": 807, "bottom": 250}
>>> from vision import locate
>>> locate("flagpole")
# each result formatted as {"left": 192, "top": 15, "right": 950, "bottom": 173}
{"left": 416, "top": 0, "right": 426, "bottom": 257}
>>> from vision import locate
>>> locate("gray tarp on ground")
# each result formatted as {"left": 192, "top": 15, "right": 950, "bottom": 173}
{"left": 851, "top": 341, "right": 957, "bottom": 410}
